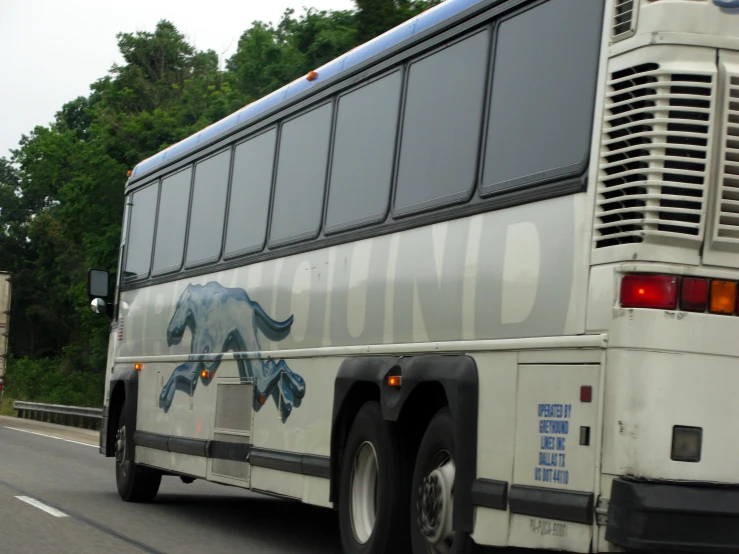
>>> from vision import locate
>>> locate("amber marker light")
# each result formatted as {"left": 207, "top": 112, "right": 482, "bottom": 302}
{"left": 387, "top": 375, "right": 402, "bottom": 388}
{"left": 134, "top": 363, "right": 142, "bottom": 371}
{"left": 306, "top": 70, "right": 318, "bottom": 81}
{"left": 709, "top": 280, "right": 737, "bottom": 315}
{"left": 200, "top": 369, "right": 213, "bottom": 379}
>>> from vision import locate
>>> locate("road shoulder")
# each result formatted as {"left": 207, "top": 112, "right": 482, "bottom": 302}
{"left": 0, "top": 415, "right": 99, "bottom": 446}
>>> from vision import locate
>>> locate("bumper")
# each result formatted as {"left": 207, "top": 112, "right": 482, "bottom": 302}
{"left": 99, "top": 406, "right": 109, "bottom": 456}
{"left": 606, "top": 478, "right": 739, "bottom": 553}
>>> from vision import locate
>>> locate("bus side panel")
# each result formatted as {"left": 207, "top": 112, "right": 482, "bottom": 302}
{"left": 117, "top": 194, "right": 580, "bottom": 361}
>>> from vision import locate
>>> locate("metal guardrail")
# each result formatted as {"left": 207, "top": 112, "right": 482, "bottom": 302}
{"left": 13, "top": 401, "right": 102, "bottom": 430}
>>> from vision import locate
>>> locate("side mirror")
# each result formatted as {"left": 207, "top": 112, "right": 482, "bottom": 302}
{"left": 88, "top": 268, "right": 110, "bottom": 299}
{"left": 91, "top": 298, "right": 107, "bottom": 315}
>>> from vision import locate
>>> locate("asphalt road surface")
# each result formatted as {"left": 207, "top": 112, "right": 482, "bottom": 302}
{"left": 0, "top": 416, "right": 343, "bottom": 554}
{"left": 0, "top": 416, "right": 534, "bottom": 554}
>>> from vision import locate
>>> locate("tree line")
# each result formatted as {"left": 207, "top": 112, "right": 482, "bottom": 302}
{"left": 0, "top": 0, "right": 439, "bottom": 407}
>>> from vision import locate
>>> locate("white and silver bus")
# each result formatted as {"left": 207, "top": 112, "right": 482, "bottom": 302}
{"left": 88, "top": 0, "right": 739, "bottom": 551}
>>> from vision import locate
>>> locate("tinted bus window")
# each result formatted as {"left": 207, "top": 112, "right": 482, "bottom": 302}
{"left": 394, "top": 30, "right": 489, "bottom": 216}
{"left": 326, "top": 71, "right": 402, "bottom": 232}
{"left": 269, "top": 103, "right": 333, "bottom": 246}
{"left": 186, "top": 150, "right": 231, "bottom": 266}
{"left": 124, "top": 182, "right": 158, "bottom": 279}
{"left": 481, "top": 0, "right": 604, "bottom": 194}
{"left": 224, "top": 129, "right": 277, "bottom": 257}
{"left": 152, "top": 167, "right": 192, "bottom": 274}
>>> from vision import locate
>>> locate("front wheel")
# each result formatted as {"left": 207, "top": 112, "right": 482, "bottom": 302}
{"left": 115, "top": 400, "right": 161, "bottom": 502}
{"left": 411, "top": 408, "right": 474, "bottom": 554}
{"left": 338, "top": 401, "right": 411, "bottom": 554}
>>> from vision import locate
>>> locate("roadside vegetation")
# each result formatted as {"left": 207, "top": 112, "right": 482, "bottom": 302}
{"left": 0, "top": 1, "right": 440, "bottom": 407}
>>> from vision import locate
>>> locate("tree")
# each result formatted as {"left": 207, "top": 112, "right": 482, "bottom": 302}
{"left": 0, "top": 1, "right": 446, "bottom": 406}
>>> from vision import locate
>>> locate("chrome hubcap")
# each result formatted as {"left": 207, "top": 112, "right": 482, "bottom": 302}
{"left": 418, "top": 452, "right": 455, "bottom": 554}
{"left": 115, "top": 425, "right": 126, "bottom": 471}
{"left": 350, "top": 441, "right": 378, "bottom": 544}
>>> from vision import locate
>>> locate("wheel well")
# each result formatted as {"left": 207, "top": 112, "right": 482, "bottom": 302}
{"left": 396, "top": 381, "right": 449, "bottom": 461}
{"left": 107, "top": 381, "right": 126, "bottom": 455}
{"left": 330, "top": 381, "right": 380, "bottom": 504}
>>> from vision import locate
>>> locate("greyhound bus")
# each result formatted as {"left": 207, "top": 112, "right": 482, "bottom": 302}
{"left": 87, "top": 0, "right": 739, "bottom": 551}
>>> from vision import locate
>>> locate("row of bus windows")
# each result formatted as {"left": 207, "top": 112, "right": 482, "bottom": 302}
{"left": 124, "top": 0, "right": 604, "bottom": 279}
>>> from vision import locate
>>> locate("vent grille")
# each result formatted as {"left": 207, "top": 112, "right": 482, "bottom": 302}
{"left": 215, "top": 383, "right": 253, "bottom": 432}
{"left": 211, "top": 433, "right": 250, "bottom": 481}
{"left": 612, "top": 0, "right": 636, "bottom": 42}
{"left": 714, "top": 75, "right": 739, "bottom": 240}
{"left": 595, "top": 62, "right": 714, "bottom": 248}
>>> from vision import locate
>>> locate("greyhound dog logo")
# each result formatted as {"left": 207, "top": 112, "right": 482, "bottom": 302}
{"left": 160, "top": 282, "right": 305, "bottom": 421}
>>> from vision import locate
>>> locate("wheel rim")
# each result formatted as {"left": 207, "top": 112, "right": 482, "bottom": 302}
{"left": 115, "top": 424, "right": 128, "bottom": 477}
{"left": 418, "top": 450, "right": 455, "bottom": 554}
{"left": 350, "top": 441, "right": 378, "bottom": 544}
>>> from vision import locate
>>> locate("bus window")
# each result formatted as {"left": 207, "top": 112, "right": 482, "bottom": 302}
{"left": 269, "top": 103, "right": 333, "bottom": 246}
{"left": 123, "top": 182, "right": 158, "bottom": 279}
{"left": 224, "top": 129, "right": 277, "bottom": 257}
{"left": 325, "top": 70, "right": 402, "bottom": 233}
{"left": 394, "top": 30, "right": 489, "bottom": 216}
{"left": 152, "top": 167, "right": 192, "bottom": 275}
{"left": 480, "top": 0, "right": 603, "bottom": 195}
{"left": 186, "top": 149, "right": 231, "bottom": 267}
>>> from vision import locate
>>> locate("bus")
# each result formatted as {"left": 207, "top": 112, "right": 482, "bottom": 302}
{"left": 87, "top": 0, "right": 739, "bottom": 551}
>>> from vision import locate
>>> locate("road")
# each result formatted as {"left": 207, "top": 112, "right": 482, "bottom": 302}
{"left": 0, "top": 416, "right": 342, "bottom": 553}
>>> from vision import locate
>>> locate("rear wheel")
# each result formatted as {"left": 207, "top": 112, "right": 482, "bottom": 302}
{"left": 339, "top": 401, "right": 410, "bottom": 554}
{"left": 411, "top": 408, "right": 474, "bottom": 554}
{"left": 115, "top": 400, "right": 161, "bottom": 502}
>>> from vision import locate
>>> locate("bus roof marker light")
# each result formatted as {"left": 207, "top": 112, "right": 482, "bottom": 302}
{"left": 709, "top": 280, "right": 737, "bottom": 315}
{"left": 200, "top": 369, "right": 213, "bottom": 380}
{"left": 306, "top": 71, "right": 318, "bottom": 81}
{"left": 134, "top": 363, "right": 142, "bottom": 371}
{"left": 620, "top": 275, "right": 678, "bottom": 310}
{"left": 681, "top": 278, "right": 708, "bottom": 312}
{"left": 387, "top": 375, "right": 402, "bottom": 388}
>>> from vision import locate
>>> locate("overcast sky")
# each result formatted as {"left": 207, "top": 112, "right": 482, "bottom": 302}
{"left": 0, "top": 0, "right": 356, "bottom": 160}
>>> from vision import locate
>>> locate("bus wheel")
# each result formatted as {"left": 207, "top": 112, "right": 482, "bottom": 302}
{"left": 339, "top": 401, "right": 409, "bottom": 554}
{"left": 411, "top": 408, "right": 472, "bottom": 554}
{"left": 115, "top": 400, "right": 161, "bottom": 503}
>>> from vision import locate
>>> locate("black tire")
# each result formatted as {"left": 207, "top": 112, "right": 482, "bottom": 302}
{"left": 339, "top": 401, "right": 411, "bottom": 554}
{"left": 411, "top": 408, "right": 474, "bottom": 554}
{"left": 115, "top": 400, "right": 161, "bottom": 502}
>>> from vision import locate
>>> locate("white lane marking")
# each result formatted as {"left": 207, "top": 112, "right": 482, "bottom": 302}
{"left": 2, "top": 426, "right": 97, "bottom": 448}
{"left": 15, "top": 496, "right": 68, "bottom": 517}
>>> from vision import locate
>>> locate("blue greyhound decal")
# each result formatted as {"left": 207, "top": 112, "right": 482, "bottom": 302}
{"left": 160, "top": 282, "right": 306, "bottom": 421}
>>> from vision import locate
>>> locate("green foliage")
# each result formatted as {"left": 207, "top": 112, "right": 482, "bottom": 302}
{"left": 0, "top": 1, "right": 442, "bottom": 407}
{"left": 4, "top": 356, "right": 104, "bottom": 407}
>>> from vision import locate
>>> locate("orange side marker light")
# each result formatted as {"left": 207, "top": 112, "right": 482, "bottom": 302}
{"left": 387, "top": 375, "right": 402, "bottom": 388}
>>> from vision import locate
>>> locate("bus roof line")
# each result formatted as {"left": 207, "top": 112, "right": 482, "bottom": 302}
{"left": 128, "top": 0, "right": 488, "bottom": 185}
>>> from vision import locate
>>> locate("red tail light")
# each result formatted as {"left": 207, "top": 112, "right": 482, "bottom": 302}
{"left": 681, "top": 278, "right": 709, "bottom": 312}
{"left": 620, "top": 275, "right": 679, "bottom": 310}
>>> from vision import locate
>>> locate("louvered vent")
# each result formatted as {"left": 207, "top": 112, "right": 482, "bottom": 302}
{"left": 595, "top": 62, "right": 714, "bottom": 248}
{"left": 612, "top": 0, "right": 636, "bottom": 42}
{"left": 714, "top": 75, "right": 739, "bottom": 240}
